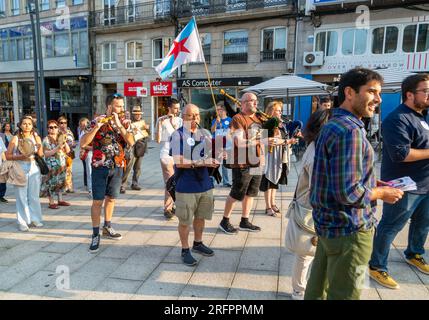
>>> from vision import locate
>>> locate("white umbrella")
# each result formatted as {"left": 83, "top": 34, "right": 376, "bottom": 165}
{"left": 242, "top": 75, "right": 331, "bottom": 97}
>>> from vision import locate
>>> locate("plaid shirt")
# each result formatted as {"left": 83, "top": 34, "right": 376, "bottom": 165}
{"left": 310, "top": 108, "right": 377, "bottom": 238}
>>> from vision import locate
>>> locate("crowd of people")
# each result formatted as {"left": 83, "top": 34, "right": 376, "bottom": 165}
{"left": 0, "top": 67, "right": 428, "bottom": 300}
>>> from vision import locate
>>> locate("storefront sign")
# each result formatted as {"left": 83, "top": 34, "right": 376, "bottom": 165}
{"left": 177, "top": 77, "right": 263, "bottom": 88}
{"left": 136, "top": 87, "right": 148, "bottom": 97}
{"left": 150, "top": 81, "right": 173, "bottom": 96}
{"left": 124, "top": 82, "right": 143, "bottom": 97}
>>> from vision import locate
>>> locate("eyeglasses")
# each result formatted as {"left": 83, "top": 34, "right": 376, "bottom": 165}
{"left": 48, "top": 126, "right": 58, "bottom": 129}
{"left": 59, "top": 121, "right": 67, "bottom": 124}
{"left": 415, "top": 89, "right": 429, "bottom": 95}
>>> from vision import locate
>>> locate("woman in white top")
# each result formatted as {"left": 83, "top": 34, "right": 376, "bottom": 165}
{"left": 5, "top": 116, "right": 44, "bottom": 232}
{"left": 287, "top": 109, "right": 331, "bottom": 300}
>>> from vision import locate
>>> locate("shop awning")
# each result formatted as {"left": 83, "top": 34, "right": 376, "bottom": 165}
{"left": 242, "top": 75, "right": 331, "bottom": 97}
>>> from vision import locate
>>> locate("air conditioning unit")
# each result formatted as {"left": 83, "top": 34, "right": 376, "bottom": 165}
{"left": 303, "top": 51, "right": 324, "bottom": 67}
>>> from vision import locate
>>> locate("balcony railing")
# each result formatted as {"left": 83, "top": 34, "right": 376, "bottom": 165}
{"left": 260, "top": 49, "right": 286, "bottom": 61}
{"left": 90, "top": 0, "right": 172, "bottom": 28}
{"left": 177, "top": 0, "right": 291, "bottom": 18}
{"left": 222, "top": 52, "right": 247, "bottom": 64}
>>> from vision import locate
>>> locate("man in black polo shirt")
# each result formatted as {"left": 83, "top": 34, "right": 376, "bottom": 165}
{"left": 369, "top": 74, "right": 429, "bottom": 289}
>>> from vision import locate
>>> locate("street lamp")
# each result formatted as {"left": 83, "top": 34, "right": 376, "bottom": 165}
{"left": 27, "top": 0, "right": 48, "bottom": 137}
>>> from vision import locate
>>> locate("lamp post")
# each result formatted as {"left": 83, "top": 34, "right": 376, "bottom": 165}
{"left": 27, "top": 0, "right": 47, "bottom": 137}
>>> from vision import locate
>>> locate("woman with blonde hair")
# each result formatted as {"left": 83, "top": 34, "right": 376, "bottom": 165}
{"left": 260, "top": 101, "right": 298, "bottom": 216}
{"left": 5, "top": 116, "right": 44, "bottom": 231}
{"left": 41, "top": 120, "right": 70, "bottom": 209}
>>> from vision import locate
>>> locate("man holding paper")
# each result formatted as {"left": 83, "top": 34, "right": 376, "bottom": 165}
{"left": 369, "top": 74, "right": 429, "bottom": 289}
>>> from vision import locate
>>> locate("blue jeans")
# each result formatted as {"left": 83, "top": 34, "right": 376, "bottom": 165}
{"left": 221, "top": 164, "right": 231, "bottom": 186}
{"left": 369, "top": 192, "right": 429, "bottom": 272}
{"left": 0, "top": 182, "right": 6, "bottom": 197}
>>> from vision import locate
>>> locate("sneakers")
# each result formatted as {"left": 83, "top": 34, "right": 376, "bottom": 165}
{"left": 18, "top": 224, "right": 29, "bottom": 232}
{"left": 181, "top": 250, "right": 197, "bottom": 266}
{"left": 192, "top": 243, "right": 214, "bottom": 257}
{"left": 30, "top": 221, "right": 44, "bottom": 228}
{"left": 102, "top": 226, "right": 122, "bottom": 240}
{"left": 120, "top": 187, "right": 126, "bottom": 194}
{"left": 406, "top": 254, "right": 429, "bottom": 275}
{"left": 219, "top": 219, "right": 238, "bottom": 235}
{"left": 0, "top": 197, "right": 8, "bottom": 203}
{"left": 369, "top": 267, "right": 400, "bottom": 289}
{"left": 164, "top": 210, "right": 174, "bottom": 220}
{"left": 239, "top": 220, "right": 261, "bottom": 232}
{"left": 291, "top": 290, "right": 304, "bottom": 301}
{"left": 89, "top": 234, "right": 100, "bottom": 253}
{"left": 131, "top": 185, "right": 141, "bottom": 191}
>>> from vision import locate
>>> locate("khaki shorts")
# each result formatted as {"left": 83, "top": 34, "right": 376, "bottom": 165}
{"left": 175, "top": 190, "right": 214, "bottom": 225}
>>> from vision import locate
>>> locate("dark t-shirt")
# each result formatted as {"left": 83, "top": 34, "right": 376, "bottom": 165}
{"left": 229, "top": 113, "right": 262, "bottom": 169}
{"left": 170, "top": 127, "right": 214, "bottom": 194}
{"left": 381, "top": 103, "right": 429, "bottom": 194}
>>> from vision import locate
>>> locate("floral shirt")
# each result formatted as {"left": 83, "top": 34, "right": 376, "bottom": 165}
{"left": 85, "top": 118, "right": 131, "bottom": 169}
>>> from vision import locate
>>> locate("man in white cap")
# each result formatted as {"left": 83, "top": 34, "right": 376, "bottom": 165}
{"left": 120, "top": 105, "right": 149, "bottom": 193}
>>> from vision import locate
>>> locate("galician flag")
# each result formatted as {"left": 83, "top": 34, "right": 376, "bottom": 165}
{"left": 155, "top": 17, "right": 205, "bottom": 79}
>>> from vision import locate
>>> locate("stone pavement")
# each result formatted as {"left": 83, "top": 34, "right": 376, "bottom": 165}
{"left": 0, "top": 142, "right": 428, "bottom": 300}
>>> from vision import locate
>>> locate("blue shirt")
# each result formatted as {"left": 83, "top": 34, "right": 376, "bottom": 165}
{"left": 311, "top": 108, "right": 376, "bottom": 238}
{"left": 170, "top": 127, "right": 214, "bottom": 193}
{"left": 381, "top": 103, "right": 429, "bottom": 194}
{"left": 211, "top": 117, "right": 232, "bottom": 137}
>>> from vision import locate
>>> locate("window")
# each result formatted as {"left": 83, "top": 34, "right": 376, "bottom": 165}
{"left": 102, "top": 43, "right": 117, "bottom": 70}
{"left": 372, "top": 26, "right": 398, "bottom": 54}
{"left": 0, "top": 38, "right": 8, "bottom": 61}
{"left": 223, "top": 30, "right": 248, "bottom": 63}
{"left": 40, "top": 0, "right": 49, "bottom": 11}
{"left": 261, "top": 26, "right": 286, "bottom": 61}
{"left": 152, "top": 37, "right": 172, "bottom": 67}
{"left": 72, "top": 0, "right": 83, "bottom": 5}
{"left": 127, "top": 0, "right": 135, "bottom": 22}
{"left": 403, "top": 25, "right": 417, "bottom": 53}
{"left": 417, "top": 24, "right": 429, "bottom": 52}
{"left": 403, "top": 24, "right": 429, "bottom": 53}
{"left": 11, "top": 0, "right": 20, "bottom": 15}
{"left": 126, "top": 41, "right": 142, "bottom": 68}
{"left": 23, "top": 37, "right": 32, "bottom": 59}
{"left": 201, "top": 33, "right": 211, "bottom": 63}
{"left": 42, "top": 35, "right": 54, "bottom": 58}
{"left": 315, "top": 31, "right": 338, "bottom": 56}
{"left": 104, "top": 0, "right": 116, "bottom": 26}
{"left": 56, "top": 0, "right": 66, "bottom": 8}
{"left": 0, "top": 0, "right": 5, "bottom": 15}
{"left": 71, "top": 31, "right": 88, "bottom": 65}
{"left": 54, "top": 33, "right": 70, "bottom": 56}
{"left": 342, "top": 29, "right": 367, "bottom": 55}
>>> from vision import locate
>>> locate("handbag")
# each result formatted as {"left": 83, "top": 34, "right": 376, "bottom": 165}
{"left": 285, "top": 192, "right": 317, "bottom": 256}
{"left": 133, "top": 138, "right": 147, "bottom": 158}
{"left": 34, "top": 153, "right": 49, "bottom": 175}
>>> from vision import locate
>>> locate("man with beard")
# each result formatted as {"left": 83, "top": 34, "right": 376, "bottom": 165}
{"left": 304, "top": 68, "right": 403, "bottom": 300}
{"left": 369, "top": 74, "right": 429, "bottom": 289}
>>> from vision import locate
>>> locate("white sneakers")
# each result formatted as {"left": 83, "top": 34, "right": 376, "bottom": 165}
{"left": 31, "top": 221, "right": 44, "bottom": 228}
{"left": 18, "top": 224, "right": 29, "bottom": 232}
{"left": 291, "top": 290, "right": 304, "bottom": 300}
{"left": 18, "top": 221, "right": 44, "bottom": 232}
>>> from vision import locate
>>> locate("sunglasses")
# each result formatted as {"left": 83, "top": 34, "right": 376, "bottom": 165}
{"left": 48, "top": 126, "right": 58, "bottom": 129}
{"left": 112, "top": 93, "right": 123, "bottom": 98}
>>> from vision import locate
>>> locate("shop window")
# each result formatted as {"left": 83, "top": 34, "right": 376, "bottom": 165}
{"left": 11, "top": 0, "right": 19, "bottom": 16}
{"left": 261, "top": 26, "right": 286, "bottom": 61}
{"left": 54, "top": 33, "right": 70, "bottom": 57}
{"left": 102, "top": 42, "right": 117, "bottom": 70}
{"left": 40, "top": 0, "right": 49, "bottom": 11}
{"left": 223, "top": 29, "right": 248, "bottom": 64}
{"left": 342, "top": 29, "right": 367, "bottom": 56}
{"left": 152, "top": 37, "right": 172, "bottom": 67}
{"left": 126, "top": 41, "right": 143, "bottom": 69}
{"left": 372, "top": 26, "right": 398, "bottom": 54}
{"left": 315, "top": 31, "right": 338, "bottom": 56}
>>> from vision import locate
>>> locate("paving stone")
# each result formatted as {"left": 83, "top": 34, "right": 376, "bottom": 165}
{"left": 0, "top": 241, "right": 51, "bottom": 266}
{"left": 238, "top": 238, "right": 281, "bottom": 272}
{"left": 4, "top": 270, "right": 58, "bottom": 299}
{"left": 228, "top": 270, "right": 278, "bottom": 300}
{"left": 43, "top": 243, "right": 99, "bottom": 273}
{"left": 180, "top": 286, "right": 230, "bottom": 300}
{"left": 85, "top": 278, "right": 143, "bottom": 300}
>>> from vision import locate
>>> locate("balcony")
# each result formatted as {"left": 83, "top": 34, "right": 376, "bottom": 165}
{"left": 90, "top": 0, "right": 172, "bottom": 29}
{"left": 177, "top": 0, "right": 292, "bottom": 18}
{"left": 222, "top": 52, "right": 247, "bottom": 64}
{"left": 260, "top": 49, "right": 286, "bottom": 61}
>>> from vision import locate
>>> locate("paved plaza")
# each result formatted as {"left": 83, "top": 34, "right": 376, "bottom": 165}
{"left": 0, "top": 142, "right": 428, "bottom": 300}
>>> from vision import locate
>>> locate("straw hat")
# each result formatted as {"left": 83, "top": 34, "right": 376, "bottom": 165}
{"left": 132, "top": 106, "right": 143, "bottom": 115}
{"left": 18, "top": 138, "right": 35, "bottom": 157}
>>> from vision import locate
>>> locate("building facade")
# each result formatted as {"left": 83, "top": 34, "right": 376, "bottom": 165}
{"left": 90, "top": 0, "right": 296, "bottom": 134}
{"left": 0, "top": 0, "right": 92, "bottom": 133}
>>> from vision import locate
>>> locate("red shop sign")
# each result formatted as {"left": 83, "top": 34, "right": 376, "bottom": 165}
{"left": 150, "top": 81, "right": 173, "bottom": 96}
{"left": 124, "top": 82, "right": 143, "bottom": 97}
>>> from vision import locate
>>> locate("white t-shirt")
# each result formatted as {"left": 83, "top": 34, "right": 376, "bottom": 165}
{"left": 156, "top": 116, "right": 183, "bottom": 159}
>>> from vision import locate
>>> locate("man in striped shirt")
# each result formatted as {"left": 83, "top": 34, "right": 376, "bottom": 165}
{"left": 304, "top": 68, "right": 404, "bottom": 300}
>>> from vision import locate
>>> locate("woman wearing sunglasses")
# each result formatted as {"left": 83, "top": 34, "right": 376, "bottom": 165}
{"left": 41, "top": 120, "right": 71, "bottom": 209}
{"left": 58, "top": 115, "right": 76, "bottom": 193}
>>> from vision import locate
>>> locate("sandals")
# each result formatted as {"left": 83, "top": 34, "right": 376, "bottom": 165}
{"left": 272, "top": 205, "right": 281, "bottom": 214}
{"left": 58, "top": 201, "right": 71, "bottom": 206}
{"left": 48, "top": 203, "right": 59, "bottom": 209}
{"left": 265, "top": 208, "right": 277, "bottom": 217}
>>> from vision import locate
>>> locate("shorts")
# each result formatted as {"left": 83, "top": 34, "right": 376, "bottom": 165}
{"left": 92, "top": 166, "right": 123, "bottom": 200}
{"left": 230, "top": 167, "right": 262, "bottom": 201}
{"left": 175, "top": 190, "right": 214, "bottom": 225}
